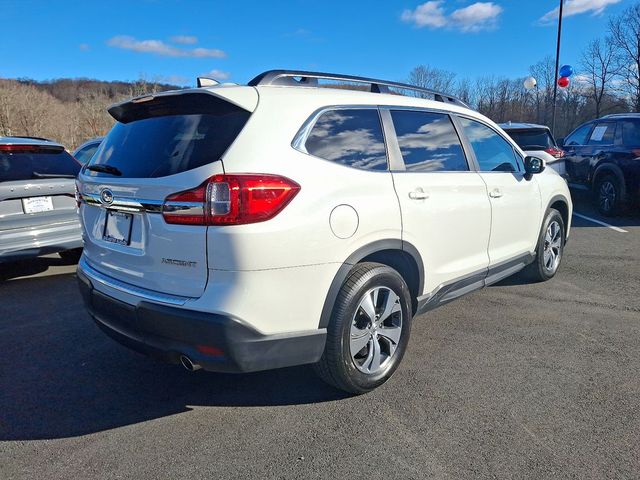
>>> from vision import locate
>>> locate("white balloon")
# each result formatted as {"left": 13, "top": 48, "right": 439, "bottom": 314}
{"left": 524, "top": 76, "right": 537, "bottom": 90}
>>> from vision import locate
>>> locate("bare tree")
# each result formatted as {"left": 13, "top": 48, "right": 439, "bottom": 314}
{"left": 581, "top": 37, "right": 619, "bottom": 117}
{"left": 407, "top": 65, "right": 456, "bottom": 97}
{"left": 609, "top": 3, "right": 640, "bottom": 110}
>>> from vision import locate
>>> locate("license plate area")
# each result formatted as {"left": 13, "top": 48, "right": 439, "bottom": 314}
{"left": 22, "top": 196, "right": 54, "bottom": 214}
{"left": 103, "top": 210, "right": 133, "bottom": 246}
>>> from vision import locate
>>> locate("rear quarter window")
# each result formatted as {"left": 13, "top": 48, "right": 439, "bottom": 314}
{"left": 303, "top": 109, "right": 388, "bottom": 171}
{"left": 621, "top": 120, "right": 640, "bottom": 146}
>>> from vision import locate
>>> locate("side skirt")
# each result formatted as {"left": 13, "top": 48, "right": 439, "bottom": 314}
{"left": 415, "top": 252, "right": 535, "bottom": 316}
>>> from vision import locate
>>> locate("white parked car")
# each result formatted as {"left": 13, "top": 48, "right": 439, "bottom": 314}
{"left": 76, "top": 70, "right": 572, "bottom": 393}
{"left": 500, "top": 122, "right": 566, "bottom": 176}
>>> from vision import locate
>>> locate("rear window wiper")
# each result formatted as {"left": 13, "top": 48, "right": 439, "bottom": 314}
{"left": 85, "top": 164, "right": 122, "bottom": 176}
{"left": 32, "top": 171, "right": 77, "bottom": 179}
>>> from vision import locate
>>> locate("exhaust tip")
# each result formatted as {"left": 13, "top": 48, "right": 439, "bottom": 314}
{"left": 180, "top": 355, "right": 202, "bottom": 372}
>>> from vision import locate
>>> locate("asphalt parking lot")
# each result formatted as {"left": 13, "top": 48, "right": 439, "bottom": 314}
{"left": 1, "top": 190, "right": 639, "bottom": 480}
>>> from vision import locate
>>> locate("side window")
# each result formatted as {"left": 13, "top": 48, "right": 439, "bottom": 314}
{"left": 458, "top": 117, "right": 520, "bottom": 172}
{"left": 587, "top": 122, "right": 616, "bottom": 146}
{"left": 390, "top": 110, "right": 468, "bottom": 172}
{"left": 74, "top": 144, "right": 99, "bottom": 164}
{"left": 621, "top": 120, "right": 640, "bottom": 146}
{"left": 565, "top": 124, "right": 592, "bottom": 146}
{"left": 304, "top": 109, "right": 388, "bottom": 171}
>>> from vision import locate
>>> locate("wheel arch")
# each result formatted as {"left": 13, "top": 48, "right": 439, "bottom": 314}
{"left": 545, "top": 194, "right": 571, "bottom": 242}
{"left": 318, "top": 240, "right": 424, "bottom": 328}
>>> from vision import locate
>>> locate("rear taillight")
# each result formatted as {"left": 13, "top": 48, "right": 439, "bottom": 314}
{"left": 545, "top": 147, "right": 565, "bottom": 159}
{"left": 162, "top": 174, "right": 300, "bottom": 226}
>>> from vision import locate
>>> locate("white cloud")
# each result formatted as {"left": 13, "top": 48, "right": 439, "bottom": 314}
{"left": 402, "top": 1, "right": 503, "bottom": 32}
{"left": 450, "top": 2, "right": 503, "bottom": 32}
{"left": 170, "top": 35, "right": 198, "bottom": 45}
{"left": 540, "top": 0, "right": 621, "bottom": 24}
{"left": 79, "top": 43, "right": 90, "bottom": 51}
{"left": 162, "top": 75, "right": 190, "bottom": 85}
{"left": 107, "top": 35, "right": 226, "bottom": 58}
{"left": 401, "top": 1, "right": 448, "bottom": 28}
{"left": 201, "top": 69, "right": 230, "bottom": 81}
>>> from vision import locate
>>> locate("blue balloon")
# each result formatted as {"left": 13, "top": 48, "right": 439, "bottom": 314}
{"left": 559, "top": 65, "right": 573, "bottom": 77}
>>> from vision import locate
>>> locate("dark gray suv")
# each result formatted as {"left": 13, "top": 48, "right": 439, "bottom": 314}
{"left": 0, "top": 137, "right": 83, "bottom": 262}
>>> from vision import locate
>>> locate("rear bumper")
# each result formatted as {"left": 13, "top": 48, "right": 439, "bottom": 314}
{"left": 0, "top": 220, "right": 82, "bottom": 261}
{"left": 77, "top": 266, "right": 327, "bottom": 373}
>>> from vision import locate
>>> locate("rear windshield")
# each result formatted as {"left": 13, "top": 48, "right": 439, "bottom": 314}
{"left": 0, "top": 149, "right": 80, "bottom": 182}
{"left": 505, "top": 129, "right": 555, "bottom": 150}
{"left": 86, "top": 93, "right": 250, "bottom": 178}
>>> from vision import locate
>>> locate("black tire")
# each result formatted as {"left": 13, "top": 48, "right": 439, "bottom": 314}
{"left": 594, "top": 174, "right": 622, "bottom": 216}
{"left": 523, "top": 209, "right": 565, "bottom": 282}
{"left": 58, "top": 248, "right": 83, "bottom": 263}
{"left": 314, "top": 262, "right": 412, "bottom": 394}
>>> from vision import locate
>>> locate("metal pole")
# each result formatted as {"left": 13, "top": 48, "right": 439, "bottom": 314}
{"left": 551, "top": 0, "right": 564, "bottom": 136}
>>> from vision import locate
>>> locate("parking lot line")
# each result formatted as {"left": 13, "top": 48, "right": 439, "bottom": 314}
{"left": 573, "top": 212, "right": 628, "bottom": 233}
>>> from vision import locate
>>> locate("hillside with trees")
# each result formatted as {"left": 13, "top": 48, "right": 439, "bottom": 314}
{"left": 0, "top": 77, "right": 180, "bottom": 149}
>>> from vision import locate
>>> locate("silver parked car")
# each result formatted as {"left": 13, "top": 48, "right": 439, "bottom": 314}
{"left": 0, "top": 136, "right": 83, "bottom": 262}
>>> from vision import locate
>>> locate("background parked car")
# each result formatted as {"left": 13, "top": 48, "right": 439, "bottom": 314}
{"left": 559, "top": 113, "right": 640, "bottom": 216}
{"left": 500, "top": 122, "right": 566, "bottom": 176}
{"left": 73, "top": 137, "right": 103, "bottom": 165}
{"left": 0, "top": 136, "right": 83, "bottom": 262}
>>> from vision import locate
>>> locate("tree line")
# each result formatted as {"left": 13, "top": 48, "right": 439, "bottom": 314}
{"left": 1, "top": 2, "right": 639, "bottom": 149}
{"left": 407, "top": 2, "right": 640, "bottom": 137}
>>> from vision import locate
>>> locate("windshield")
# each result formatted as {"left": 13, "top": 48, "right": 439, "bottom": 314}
{"left": 0, "top": 148, "right": 80, "bottom": 181}
{"left": 505, "top": 129, "right": 555, "bottom": 150}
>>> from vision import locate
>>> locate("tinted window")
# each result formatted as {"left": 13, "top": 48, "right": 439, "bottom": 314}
{"left": 391, "top": 110, "right": 468, "bottom": 172}
{"left": 74, "top": 143, "right": 100, "bottom": 164}
{"left": 87, "top": 95, "right": 250, "bottom": 178}
{"left": 505, "top": 129, "right": 555, "bottom": 149}
{"left": 565, "top": 124, "right": 592, "bottom": 146}
{"left": 305, "top": 109, "right": 387, "bottom": 171}
{"left": 459, "top": 117, "right": 520, "bottom": 172}
{"left": 588, "top": 122, "right": 616, "bottom": 146}
{"left": 621, "top": 120, "right": 640, "bottom": 145}
{"left": 0, "top": 149, "right": 80, "bottom": 181}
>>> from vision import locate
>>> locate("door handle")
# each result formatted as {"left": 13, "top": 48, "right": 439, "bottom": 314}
{"left": 408, "top": 188, "right": 429, "bottom": 200}
{"left": 489, "top": 189, "right": 503, "bottom": 198}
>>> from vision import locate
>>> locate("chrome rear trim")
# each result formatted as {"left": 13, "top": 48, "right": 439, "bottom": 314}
{"left": 81, "top": 193, "right": 163, "bottom": 213}
{"left": 79, "top": 257, "right": 191, "bottom": 306}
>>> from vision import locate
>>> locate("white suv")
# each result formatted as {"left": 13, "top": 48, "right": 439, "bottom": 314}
{"left": 76, "top": 70, "right": 572, "bottom": 394}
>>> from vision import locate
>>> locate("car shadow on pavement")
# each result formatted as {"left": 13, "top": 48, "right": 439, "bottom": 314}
{"left": 0, "top": 255, "right": 78, "bottom": 282}
{"left": 0, "top": 272, "right": 348, "bottom": 442}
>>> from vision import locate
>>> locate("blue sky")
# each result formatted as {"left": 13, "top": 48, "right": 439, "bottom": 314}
{"left": 0, "top": 0, "right": 630, "bottom": 86}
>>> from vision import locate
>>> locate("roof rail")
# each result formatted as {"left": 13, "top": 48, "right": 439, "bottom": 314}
{"left": 602, "top": 113, "right": 639, "bottom": 118}
{"left": 248, "top": 70, "right": 470, "bottom": 109}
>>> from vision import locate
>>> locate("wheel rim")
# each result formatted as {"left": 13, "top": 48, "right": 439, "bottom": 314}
{"left": 599, "top": 181, "right": 616, "bottom": 212}
{"left": 350, "top": 286, "right": 403, "bottom": 375}
{"left": 542, "top": 220, "right": 562, "bottom": 273}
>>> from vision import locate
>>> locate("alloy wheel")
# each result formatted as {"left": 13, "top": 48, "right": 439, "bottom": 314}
{"left": 543, "top": 220, "right": 562, "bottom": 273}
{"left": 350, "top": 286, "right": 403, "bottom": 375}
{"left": 599, "top": 180, "right": 616, "bottom": 214}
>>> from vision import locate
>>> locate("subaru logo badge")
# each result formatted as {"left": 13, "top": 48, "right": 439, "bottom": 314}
{"left": 100, "top": 188, "right": 114, "bottom": 206}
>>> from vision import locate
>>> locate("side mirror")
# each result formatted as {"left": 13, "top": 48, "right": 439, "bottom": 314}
{"left": 557, "top": 137, "right": 564, "bottom": 147}
{"left": 524, "top": 156, "right": 545, "bottom": 175}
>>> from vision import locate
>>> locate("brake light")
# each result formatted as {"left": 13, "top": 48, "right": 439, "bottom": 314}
{"left": 162, "top": 174, "right": 300, "bottom": 226}
{"left": 0, "top": 144, "right": 64, "bottom": 153}
{"left": 0, "top": 144, "right": 42, "bottom": 153}
{"left": 545, "top": 147, "right": 565, "bottom": 159}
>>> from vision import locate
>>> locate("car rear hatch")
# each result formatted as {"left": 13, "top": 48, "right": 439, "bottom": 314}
{"left": 77, "top": 88, "right": 256, "bottom": 298}
{"left": 0, "top": 144, "right": 80, "bottom": 230}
